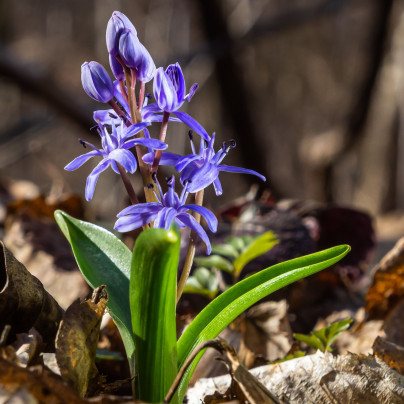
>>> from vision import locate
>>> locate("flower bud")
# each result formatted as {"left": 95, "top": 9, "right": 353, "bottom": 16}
{"left": 106, "top": 11, "right": 137, "bottom": 56}
{"left": 109, "top": 54, "right": 124, "bottom": 80}
{"left": 153, "top": 63, "right": 186, "bottom": 112}
{"left": 136, "top": 46, "right": 156, "bottom": 83}
{"left": 81, "top": 61, "right": 114, "bottom": 103}
{"left": 118, "top": 29, "right": 144, "bottom": 69}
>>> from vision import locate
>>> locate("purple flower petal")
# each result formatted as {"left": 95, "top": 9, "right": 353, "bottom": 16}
{"left": 108, "top": 149, "right": 138, "bottom": 173}
{"left": 85, "top": 159, "right": 110, "bottom": 201}
{"left": 154, "top": 67, "right": 176, "bottom": 112}
{"left": 65, "top": 150, "right": 102, "bottom": 171}
{"left": 114, "top": 211, "right": 159, "bottom": 232}
{"left": 175, "top": 154, "right": 201, "bottom": 172}
{"left": 153, "top": 207, "right": 177, "bottom": 230}
{"left": 123, "top": 138, "right": 166, "bottom": 151}
{"left": 182, "top": 162, "right": 219, "bottom": 193}
{"left": 142, "top": 151, "right": 181, "bottom": 166}
{"left": 218, "top": 164, "right": 266, "bottom": 182}
{"left": 180, "top": 204, "right": 217, "bottom": 232}
{"left": 186, "top": 83, "right": 198, "bottom": 102}
{"left": 121, "top": 122, "right": 150, "bottom": 140}
{"left": 173, "top": 111, "right": 210, "bottom": 141}
{"left": 117, "top": 202, "right": 163, "bottom": 217}
{"left": 176, "top": 213, "right": 212, "bottom": 254}
{"left": 213, "top": 178, "right": 223, "bottom": 196}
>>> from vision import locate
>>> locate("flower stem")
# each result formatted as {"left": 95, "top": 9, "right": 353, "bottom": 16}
{"left": 119, "top": 79, "right": 129, "bottom": 105}
{"left": 151, "top": 111, "right": 170, "bottom": 173}
{"left": 176, "top": 189, "right": 204, "bottom": 303}
{"left": 116, "top": 163, "right": 139, "bottom": 205}
{"left": 108, "top": 99, "right": 129, "bottom": 126}
{"left": 116, "top": 163, "right": 149, "bottom": 231}
{"left": 123, "top": 67, "right": 155, "bottom": 203}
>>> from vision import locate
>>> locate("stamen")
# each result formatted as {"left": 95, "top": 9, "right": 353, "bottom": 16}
{"left": 152, "top": 172, "right": 158, "bottom": 183}
{"left": 109, "top": 112, "right": 118, "bottom": 119}
{"left": 166, "top": 177, "right": 174, "bottom": 187}
{"left": 147, "top": 183, "right": 154, "bottom": 189}
{"left": 79, "top": 139, "right": 87, "bottom": 148}
{"left": 145, "top": 93, "right": 152, "bottom": 99}
{"left": 180, "top": 181, "right": 190, "bottom": 204}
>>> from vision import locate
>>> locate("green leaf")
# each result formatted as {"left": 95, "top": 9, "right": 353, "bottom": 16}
{"left": 130, "top": 227, "right": 180, "bottom": 403}
{"left": 294, "top": 318, "right": 353, "bottom": 352}
{"left": 183, "top": 268, "right": 219, "bottom": 300}
{"left": 293, "top": 333, "right": 324, "bottom": 351}
{"left": 233, "top": 231, "right": 278, "bottom": 277}
{"left": 176, "top": 245, "right": 350, "bottom": 402}
{"left": 211, "top": 243, "right": 239, "bottom": 259}
{"left": 227, "top": 235, "right": 247, "bottom": 252}
{"left": 54, "top": 210, "right": 135, "bottom": 372}
{"left": 194, "top": 255, "right": 234, "bottom": 273}
{"left": 269, "top": 350, "right": 306, "bottom": 364}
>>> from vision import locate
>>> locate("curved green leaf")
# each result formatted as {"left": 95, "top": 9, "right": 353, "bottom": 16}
{"left": 233, "top": 231, "right": 278, "bottom": 276}
{"left": 130, "top": 228, "right": 180, "bottom": 403}
{"left": 54, "top": 210, "right": 134, "bottom": 371}
{"left": 176, "top": 245, "right": 350, "bottom": 401}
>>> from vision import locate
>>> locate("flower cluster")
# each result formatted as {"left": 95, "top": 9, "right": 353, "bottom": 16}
{"left": 66, "top": 11, "right": 266, "bottom": 254}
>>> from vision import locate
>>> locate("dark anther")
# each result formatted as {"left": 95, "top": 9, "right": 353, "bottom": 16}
{"left": 188, "top": 130, "right": 193, "bottom": 141}
{"left": 79, "top": 139, "right": 87, "bottom": 148}
{"left": 145, "top": 93, "right": 152, "bottom": 99}
{"left": 166, "top": 177, "right": 173, "bottom": 186}
{"left": 152, "top": 172, "right": 158, "bottom": 183}
{"left": 222, "top": 142, "right": 227, "bottom": 151}
{"left": 204, "top": 139, "right": 209, "bottom": 147}
{"left": 147, "top": 183, "right": 154, "bottom": 189}
{"left": 228, "top": 139, "right": 236, "bottom": 148}
{"left": 109, "top": 112, "right": 118, "bottom": 118}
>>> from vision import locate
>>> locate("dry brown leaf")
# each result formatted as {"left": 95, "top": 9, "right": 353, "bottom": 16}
{"left": 4, "top": 215, "right": 89, "bottom": 309}
{"left": 0, "top": 357, "right": 135, "bottom": 403}
{"left": 383, "top": 298, "right": 404, "bottom": 345}
{"left": 13, "top": 328, "right": 44, "bottom": 367}
{"left": 187, "top": 351, "right": 404, "bottom": 404}
{"left": 55, "top": 286, "right": 108, "bottom": 397}
{"left": 237, "top": 301, "right": 292, "bottom": 367}
{"left": 0, "top": 241, "right": 64, "bottom": 350}
{"left": 373, "top": 336, "right": 404, "bottom": 375}
{"left": 0, "top": 357, "right": 88, "bottom": 404}
{"left": 366, "top": 237, "right": 404, "bottom": 319}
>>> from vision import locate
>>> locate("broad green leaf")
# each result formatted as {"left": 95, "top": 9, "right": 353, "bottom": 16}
{"left": 176, "top": 245, "right": 350, "bottom": 402}
{"left": 211, "top": 243, "right": 239, "bottom": 259}
{"left": 183, "top": 268, "right": 219, "bottom": 300}
{"left": 194, "top": 255, "right": 234, "bottom": 273}
{"left": 233, "top": 231, "right": 278, "bottom": 277}
{"left": 54, "top": 210, "right": 134, "bottom": 372}
{"left": 130, "top": 228, "right": 180, "bottom": 403}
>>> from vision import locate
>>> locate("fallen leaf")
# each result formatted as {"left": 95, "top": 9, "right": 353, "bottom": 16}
{"left": 237, "top": 301, "right": 292, "bottom": 366}
{"left": 383, "top": 298, "right": 404, "bottom": 346}
{"left": 187, "top": 351, "right": 404, "bottom": 404}
{"left": 0, "top": 357, "right": 135, "bottom": 403}
{"left": 0, "top": 241, "right": 64, "bottom": 349}
{"left": 13, "top": 328, "right": 43, "bottom": 367}
{"left": 55, "top": 286, "right": 108, "bottom": 397}
{"left": 366, "top": 236, "right": 404, "bottom": 319}
{"left": 373, "top": 336, "right": 404, "bottom": 375}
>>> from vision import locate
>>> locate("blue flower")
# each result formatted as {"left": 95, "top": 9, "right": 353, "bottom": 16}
{"left": 81, "top": 61, "right": 114, "bottom": 103}
{"left": 65, "top": 121, "right": 167, "bottom": 201}
{"left": 140, "top": 63, "right": 209, "bottom": 140}
{"left": 143, "top": 133, "right": 266, "bottom": 195}
{"left": 114, "top": 176, "right": 217, "bottom": 254}
{"left": 106, "top": 11, "right": 137, "bottom": 56}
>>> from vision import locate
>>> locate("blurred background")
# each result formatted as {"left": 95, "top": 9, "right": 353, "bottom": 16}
{"left": 0, "top": 0, "right": 402, "bottom": 232}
